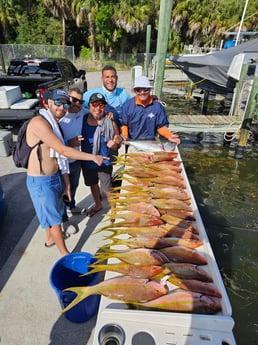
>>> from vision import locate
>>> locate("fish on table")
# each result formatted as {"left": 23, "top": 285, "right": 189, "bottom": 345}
{"left": 83, "top": 143, "right": 224, "bottom": 317}
{"left": 167, "top": 274, "right": 222, "bottom": 298}
{"left": 162, "top": 262, "right": 213, "bottom": 282}
{"left": 131, "top": 290, "right": 222, "bottom": 314}
{"left": 94, "top": 247, "right": 170, "bottom": 266}
{"left": 62, "top": 275, "right": 169, "bottom": 313}
{"left": 84, "top": 262, "right": 164, "bottom": 279}
{"left": 123, "top": 139, "right": 176, "bottom": 152}
{"left": 99, "top": 224, "right": 200, "bottom": 240}
{"left": 160, "top": 246, "right": 207, "bottom": 265}
{"left": 108, "top": 235, "right": 203, "bottom": 250}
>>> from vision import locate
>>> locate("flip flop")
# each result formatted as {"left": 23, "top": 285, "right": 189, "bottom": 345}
{"left": 44, "top": 242, "right": 55, "bottom": 248}
{"left": 87, "top": 207, "right": 102, "bottom": 218}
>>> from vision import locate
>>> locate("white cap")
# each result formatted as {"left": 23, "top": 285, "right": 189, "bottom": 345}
{"left": 133, "top": 75, "right": 153, "bottom": 89}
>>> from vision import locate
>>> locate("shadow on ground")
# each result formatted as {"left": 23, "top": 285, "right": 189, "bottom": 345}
{"left": 0, "top": 172, "right": 36, "bottom": 271}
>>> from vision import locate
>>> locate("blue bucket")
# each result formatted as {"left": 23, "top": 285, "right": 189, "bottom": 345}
{"left": 50, "top": 252, "right": 100, "bottom": 323}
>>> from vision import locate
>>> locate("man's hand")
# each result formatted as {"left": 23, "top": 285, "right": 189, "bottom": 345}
{"left": 68, "top": 135, "right": 84, "bottom": 147}
{"left": 105, "top": 111, "right": 115, "bottom": 121}
{"left": 168, "top": 134, "right": 181, "bottom": 145}
{"left": 107, "top": 135, "right": 122, "bottom": 149}
{"left": 93, "top": 155, "right": 110, "bottom": 166}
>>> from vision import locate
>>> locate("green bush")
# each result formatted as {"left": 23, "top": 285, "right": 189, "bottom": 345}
{"left": 79, "top": 46, "right": 92, "bottom": 60}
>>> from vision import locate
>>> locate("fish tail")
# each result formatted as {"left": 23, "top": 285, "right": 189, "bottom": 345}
{"left": 93, "top": 249, "right": 117, "bottom": 261}
{"left": 62, "top": 286, "right": 93, "bottom": 313}
{"left": 108, "top": 237, "right": 127, "bottom": 247}
{"left": 81, "top": 264, "right": 108, "bottom": 276}
{"left": 94, "top": 222, "right": 123, "bottom": 233}
{"left": 151, "top": 272, "right": 165, "bottom": 280}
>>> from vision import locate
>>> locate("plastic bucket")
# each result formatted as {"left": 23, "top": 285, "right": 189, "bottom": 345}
{"left": 50, "top": 252, "right": 100, "bottom": 323}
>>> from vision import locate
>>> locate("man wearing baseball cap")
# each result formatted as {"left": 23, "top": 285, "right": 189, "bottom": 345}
{"left": 119, "top": 75, "right": 180, "bottom": 145}
{"left": 81, "top": 92, "right": 121, "bottom": 217}
{"left": 25, "top": 89, "right": 108, "bottom": 256}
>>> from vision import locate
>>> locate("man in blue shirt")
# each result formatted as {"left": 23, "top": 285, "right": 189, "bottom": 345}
{"left": 119, "top": 76, "right": 180, "bottom": 145}
{"left": 83, "top": 64, "right": 131, "bottom": 116}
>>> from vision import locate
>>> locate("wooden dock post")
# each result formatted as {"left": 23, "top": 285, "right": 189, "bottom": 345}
{"left": 235, "top": 64, "right": 258, "bottom": 158}
{"left": 144, "top": 25, "right": 151, "bottom": 77}
{"left": 153, "top": 0, "right": 174, "bottom": 99}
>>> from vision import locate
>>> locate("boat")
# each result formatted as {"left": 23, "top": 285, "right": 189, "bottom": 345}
{"left": 169, "top": 38, "right": 258, "bottom": 95}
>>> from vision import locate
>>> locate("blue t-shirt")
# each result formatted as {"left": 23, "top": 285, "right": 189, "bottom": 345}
{"left": 119, "top": 98, "right": 169, "bottom": 140}
{"left": 83, "top": 87, "right": 131, "bottom": 115}
{"left": 81, "top": 114, "right": 111, "bottom": 169}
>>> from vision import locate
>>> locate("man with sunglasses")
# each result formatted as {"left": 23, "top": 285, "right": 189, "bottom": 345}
{"left": 27, "top": 89, "right": 107, "bottom": 256}
{"left": 119, "top": 75, "right": 180, "bottom": 145}
{"left": 81, "top": 93, "right": 121, "bottom": 217}
{"left": 59, "top": 88, "right": 88, "bottom": 222}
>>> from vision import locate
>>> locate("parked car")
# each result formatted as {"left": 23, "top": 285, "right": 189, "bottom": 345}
{"left": 0, "top": 57, "right": 87, "bottom": 125}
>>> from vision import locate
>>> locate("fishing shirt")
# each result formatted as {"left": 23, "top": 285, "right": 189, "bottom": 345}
{"left": 119, "top": 97, "right": 169, "bottom": 140}
{"left": 81, "top": 114, "right": 112, "bottom": 169}
{"left": 83, "top": 87, "right": 131, "bottom": 114}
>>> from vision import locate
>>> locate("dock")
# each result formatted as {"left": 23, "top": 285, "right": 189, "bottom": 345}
{"left": 168, "top": 114, "right": 242, "bottom": 133}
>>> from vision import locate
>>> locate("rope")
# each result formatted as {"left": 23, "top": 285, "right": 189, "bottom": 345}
{"left": 223, "top": 122, "right": 241, "bottom": 141}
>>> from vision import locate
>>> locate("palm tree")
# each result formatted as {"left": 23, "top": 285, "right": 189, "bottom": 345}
{"left": 0, "top": 0, "right": 19, "bottom": 42}
{"left": 71, "top": 0, "right": 99, "bottom": 59}
{"left": 42, "top": 0, "right": 71, "bottom": 45}
{"left": 112, "top": 0, "right": 154, "bottom": 55}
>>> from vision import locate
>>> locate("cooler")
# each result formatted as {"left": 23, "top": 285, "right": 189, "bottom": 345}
{"left": 10, "top": 98, "right": 39, "bottom": 110}
{"left": 0, "top": 86, "right": 22, "bottom": 109}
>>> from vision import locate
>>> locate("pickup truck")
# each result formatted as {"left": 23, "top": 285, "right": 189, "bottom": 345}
{"left": 0, "top": 57, "right": 87, "bottom": 126}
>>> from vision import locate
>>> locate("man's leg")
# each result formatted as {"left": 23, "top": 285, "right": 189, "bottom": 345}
{"left": 90, "top": 184, "right": 102, "bottom": 212}
{"left": 47, "top": 224, "right": 69, "bottom": 257}
{"left": 69, "top": 160, "right": 82, "bottom": 209}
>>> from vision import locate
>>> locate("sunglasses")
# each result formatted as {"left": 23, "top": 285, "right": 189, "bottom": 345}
{"left": 53, "top": 99, "right": 70, "bottom": 109}
{"left": 135, "top": 88, "right": 150, "bottom": 93}
{"left": 90, "top": 102, "right": 105, "bottom": 110}
{"left": 70, "top": 96, "right": 84, "bottom": 105}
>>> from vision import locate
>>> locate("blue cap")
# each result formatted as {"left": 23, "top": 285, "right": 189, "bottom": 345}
{"left": 51, "top": 89, "right": 70, "bottom": 101}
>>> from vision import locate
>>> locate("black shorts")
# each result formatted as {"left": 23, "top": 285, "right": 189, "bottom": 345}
{"left": 82, "top": 165, "right": 112, "bottom": 193}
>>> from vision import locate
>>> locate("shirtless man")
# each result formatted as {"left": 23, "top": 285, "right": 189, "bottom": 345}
{"left": 26, "top": 89, "right": 107, "bottom": 256}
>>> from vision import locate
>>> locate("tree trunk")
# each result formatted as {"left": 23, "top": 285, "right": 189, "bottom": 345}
{"left": 62, "top": 15, "right": 66, "bottom": 45}
{"left": 120, "top": 34, "right": 127, "bottom": 61}
{"left": 88, "top": 12, "right": 96, "bottom": 60}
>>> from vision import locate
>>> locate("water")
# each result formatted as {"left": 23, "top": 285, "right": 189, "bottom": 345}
{"left": 164, "top": 93, "right": 258, "bottom": 345}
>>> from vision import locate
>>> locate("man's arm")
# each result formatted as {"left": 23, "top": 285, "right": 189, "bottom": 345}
{"left": 157, "top": 126, "right": 180, "bottom": 145}
{"left": 29, "top": 116, "right": 108, "bottom": 165}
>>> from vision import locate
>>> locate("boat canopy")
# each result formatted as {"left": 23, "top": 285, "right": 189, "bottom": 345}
{"left": 169, "top": 38, "right": 258, "bottom": 94}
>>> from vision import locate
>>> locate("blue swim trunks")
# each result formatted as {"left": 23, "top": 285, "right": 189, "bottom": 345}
{"left": 26, "top": 171, "right": 64, "bottom": 229}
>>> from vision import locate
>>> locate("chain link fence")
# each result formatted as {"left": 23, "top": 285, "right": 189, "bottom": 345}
{"left": 0, "top": 44, "right": 75, "bottom": 72}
